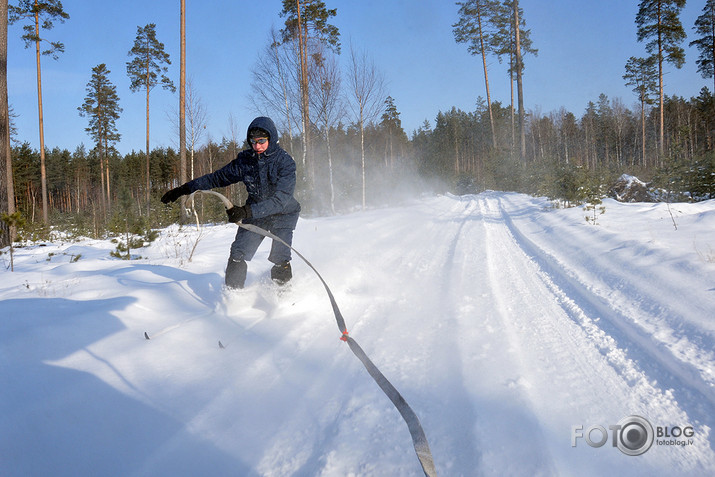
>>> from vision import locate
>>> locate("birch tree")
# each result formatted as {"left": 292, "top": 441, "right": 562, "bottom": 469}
{"left": 309, "top": 46, "right": 343, "bottom": 213}
{"left": 347, "top": 44, "right": 384, "bottom": 209}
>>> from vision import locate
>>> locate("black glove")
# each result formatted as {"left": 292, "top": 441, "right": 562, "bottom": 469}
{"left": 161, "top": 183, "right": 191, "bottom": 204}
{"left": 226, "top": 205, "right": 252, "bottom": 223}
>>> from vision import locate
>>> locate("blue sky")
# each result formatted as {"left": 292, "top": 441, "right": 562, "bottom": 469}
{"left": 7, "top": 0, "right": 710, "bottom": 156}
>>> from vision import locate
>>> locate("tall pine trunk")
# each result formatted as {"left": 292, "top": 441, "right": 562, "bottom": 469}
{"left": 296, "top": 0, "right": 312, "bottom": 191}
{"left": 34, "top": 4, "right": 48, "bottom": 223}
{"left": 641, "top": 98, "right": 646, "bottom": 167}
{"left": 513, "top": 0, "right": 526, "bottom": 163}
{"left": 658, "top": 24, "right": 665, "bottom": 160}
{"left": 1, "top": 0, "right": 16, "bottom": 247}
{"left": 104, "top": 132, "right": 110, "bottom": 210}
{"left": 509, "top": 38, "right": 515, "bottom": 159}
{"left": 180, "top": 0, "right": 186, "bottom": 185}
{"left": 99, "top": 127, "right": 106, "bottom": 215}
{"left": 145, "top": 67, "right": 150, "bottom": 216}
{"left": 476, "top": 5, "right": 496, "bottom": 149}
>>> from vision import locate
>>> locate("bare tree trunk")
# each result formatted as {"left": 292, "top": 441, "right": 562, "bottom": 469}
{"left": 99, "top": 133, "right": 106, "bottom": 215}
{"left": 656, "top": 5, "right": 665, "bottom": 159}
{"left": 476, "top": 5, "right": 496, "bottom": 149}
{"left": 513, "top": 0, "right": 526, "bottom": 163}
{"left": 105, "top": 158, "right": 110, "bottom": 210}
{"left": 274, "top": 39, "right": 294, "bottom": 151}
{"left": 180, "top": 0, "right": 186, "bottom": 185}
{"left": 34, "top": 5, "right": 48, "bottom": 223}
{"left": 104, "top": 132, "right": 110, "bottom": 209}
{"left": 145, "top": 70, "right": 151, "bottom": 216}
{"left": 641, "top": 99, "right": 646, "bottom": 167}
{"left": 455, "top": 131, "right": 460, "bottom": 175}
{"left": 360, "top": 115, "right": 366, "bottom": 210}
{"left": 178, "top": 0, "right": 187, "bottom": 220}
{"left": 325, "top": 129, "right": 335, "bottom": 214}
{"left": 658, "top": 53, "right": 664, "bottom": 158}
{"left": 348, "top": 46, "right": 384, "bottom": 210}
{"left": 712, "top": 0, "right": 715, "bottom": 96}
{"left": 1, "top": 0, "right": 16, "bottom": 246}
{"left": 296, "top": 0, "right": 312, "bottom": 190}
{"left": 510, "top": 50, "right": 515, "bottom": 159}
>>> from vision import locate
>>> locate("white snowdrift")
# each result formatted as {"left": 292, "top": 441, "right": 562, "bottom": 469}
{"left": 1, "top": 191, "right": 714, "bottom": 476}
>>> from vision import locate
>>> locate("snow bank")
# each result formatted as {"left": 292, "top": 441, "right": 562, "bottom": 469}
{"left": 1, "top": 192, "right": 714, "bottom": 476}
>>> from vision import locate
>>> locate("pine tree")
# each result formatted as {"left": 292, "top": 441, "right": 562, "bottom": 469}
{"left": 380, "top": 96, "right": 406, "bottom": 169}
{"left": 78, "top": 63, "right": 122, "bottom": 214}
{"left": 636, "top": 0, "right": 686, "bottom": 158}
{"left": 491, "top": 1, "right": 536, "bottom": 160}
{"left": 624, "top": 56, "right": 658, "bottom": 166}
{"left": 126, "top": 23, "right": 175, "bottom": 215}
{"left": 8, "top": 0, "right": 69, "bottom": 225}
{"left": 280, "top": 0, "right": 340, "bottom": 52}
{"left": 690, "top": 0, "right": 715, "bottom": 94}
{"left": 453, "top": 0, "right": 502, "bottom": 149}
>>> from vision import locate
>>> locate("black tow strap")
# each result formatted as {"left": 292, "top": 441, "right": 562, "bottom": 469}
{"left": 189, "top": 191, "right": 437, "bottom": 477}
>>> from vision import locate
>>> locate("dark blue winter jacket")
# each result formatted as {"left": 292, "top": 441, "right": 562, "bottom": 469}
{"left": 186, "top": 117, "right": 301, "bottom": 224}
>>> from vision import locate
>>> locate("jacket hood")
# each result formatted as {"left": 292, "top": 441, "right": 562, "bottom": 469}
{"left": 247, "top": 116, "right": 280, "bottom": 155}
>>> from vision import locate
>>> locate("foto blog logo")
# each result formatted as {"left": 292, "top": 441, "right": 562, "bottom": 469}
{"left": 572, "top": 415, "right": 695, "bottom": 456}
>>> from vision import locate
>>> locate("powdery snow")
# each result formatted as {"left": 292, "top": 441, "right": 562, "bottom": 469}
{"left": 1, "top": 191, "right": 714, "bottom": 476}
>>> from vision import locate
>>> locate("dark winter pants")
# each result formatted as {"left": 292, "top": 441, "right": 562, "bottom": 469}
{"left": 229, "top": 213, "right": 298, "bottom": 264}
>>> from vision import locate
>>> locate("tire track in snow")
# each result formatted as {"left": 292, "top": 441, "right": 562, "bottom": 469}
{"left": 401, "top": 195, "right": 560, "bottom": 474}
{"left": 478, "top": 193, "right": 715, "bottom": 474}
{"left": 427, "top": 197, "right": 487, "bottom": 475}
{"left": 496, "top": 193, "right": 714, "bottom": 388}
{"left": 346, "top": 195, "right": 563, "bottom": 475}
{"left": 491, "top": 194, "right": 715, "bottom": 438}
{"left": 443, "top": 197, "right": 560, "bottom": 476}
{"left": 480, "top": 196, "right": 606, "bottom": 473}
{"left": 243, "top": 198, "right": 488, "bottom": 475}
{"left": 348, "top": 197, "right": 486, "bottom": 475}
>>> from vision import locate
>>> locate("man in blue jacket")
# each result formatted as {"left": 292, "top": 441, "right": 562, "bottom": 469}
{"left": 161, "top": 116, "right": 301, "bottom": 289}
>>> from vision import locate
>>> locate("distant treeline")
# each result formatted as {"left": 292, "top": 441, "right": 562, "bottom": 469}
{"left": 6, "top": 86, "right": 714, "bottom": 241}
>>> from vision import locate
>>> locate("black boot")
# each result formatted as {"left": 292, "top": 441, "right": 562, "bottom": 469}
{"left": 271, "top": 261, "right": 292, "bottom": 285}
{"left": 225, "top": 258, "right": 247, "bottom": 289}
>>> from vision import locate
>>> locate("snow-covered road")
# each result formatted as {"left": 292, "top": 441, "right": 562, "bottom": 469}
{"left": 1, "top": 192, "right": 713, "bottom": 476}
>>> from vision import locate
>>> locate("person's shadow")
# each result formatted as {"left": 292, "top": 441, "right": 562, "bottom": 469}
{"left": 0, "top": 296, "right": 255, "bottom": 477}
